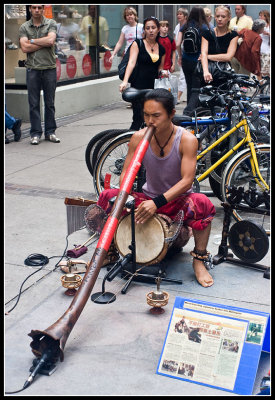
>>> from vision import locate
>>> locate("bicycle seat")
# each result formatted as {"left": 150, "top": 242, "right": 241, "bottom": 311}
{"left": 172, "top": 114, "right": 193, "bottom": 126}
{"left": 122, "top": 87, "right": 152, "bottom": 103}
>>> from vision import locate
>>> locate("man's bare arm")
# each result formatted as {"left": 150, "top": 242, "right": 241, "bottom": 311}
{"left": 20, "top": 32, "right": 56, "bottom": 53}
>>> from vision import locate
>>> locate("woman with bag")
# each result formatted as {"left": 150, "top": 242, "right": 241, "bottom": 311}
{"left": 176, "top": 6, "right": 210, "bottom": 115}
{"left": 119, "top": 16, "right": 167, "bottom": 130}
{"left": 185, "top": 5, "right": 238, "bottom": 114}
{"left": 200, "top": 6, "right": 238, "bottom": 85}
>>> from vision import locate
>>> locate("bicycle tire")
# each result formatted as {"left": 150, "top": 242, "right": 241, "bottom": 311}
{"left": 221, "top": 145, "right": 270, "bottom": 235}
{"left": 93, "top": 133, "right": 133, "bottom": 197}
{"left": 85, "top": 129, "right": 129, "bottom": 177}
{"left": 90, "top": 129, "right": 134, "bottom": 178}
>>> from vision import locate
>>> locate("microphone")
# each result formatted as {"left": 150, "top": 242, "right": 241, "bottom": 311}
{"left": 23, "top": 348, "right": 54, "bottom": 389}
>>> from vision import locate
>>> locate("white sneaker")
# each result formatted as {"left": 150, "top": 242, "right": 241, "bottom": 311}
{"left": 31, "top": 136, "right": 40, "bottom": 145}
{"left": 45, "top": 134, "right": 60, "bottom": 143}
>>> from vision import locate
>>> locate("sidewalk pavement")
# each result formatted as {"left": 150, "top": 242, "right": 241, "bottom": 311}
{"left": 5, "top": 99, "right": 270, "bottom": 396}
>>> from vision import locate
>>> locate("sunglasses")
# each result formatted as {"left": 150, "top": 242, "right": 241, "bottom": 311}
{"left": 144, "top": 16, "right": 159, "bottom": 23}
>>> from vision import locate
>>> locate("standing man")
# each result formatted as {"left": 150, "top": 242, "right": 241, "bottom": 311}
{"left": 229, "top": 5, "right": 253, "bottom": 32}
{"left": 19, "top": 5, "right": 60, "bottom": 145}
{"left": 80, "top": 5, "right": 109, "bottom": 74}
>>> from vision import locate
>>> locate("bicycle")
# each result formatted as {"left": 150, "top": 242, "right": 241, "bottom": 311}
{"left": 92, "top": 76, "right": 269, "bottom": 197}
{"left": 92, "top": 85, "right": 270, "bottom": 234}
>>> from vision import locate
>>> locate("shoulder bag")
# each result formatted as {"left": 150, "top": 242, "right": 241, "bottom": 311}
{"left": 118, "top": 26, "right": 141, "bottom": 83}
{"left": 195, "top": 29, "right": 232, "bottom": 85}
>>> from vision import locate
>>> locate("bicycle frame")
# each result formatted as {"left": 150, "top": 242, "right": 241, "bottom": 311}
{"left": 196, "top": 118, "right": 269, "bottom": 190}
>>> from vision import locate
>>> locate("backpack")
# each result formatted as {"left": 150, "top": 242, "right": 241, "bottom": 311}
{"left": 118, "top": 39, "right": 142, "bottom": 83}
{"left": 183, "top": 26, "right": 200, "bottom": 54}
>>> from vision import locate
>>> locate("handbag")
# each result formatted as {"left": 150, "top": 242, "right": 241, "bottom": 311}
{"left": 195, "top": 29, "right": 232, "bottom": 85}
{"left": 154, "top": 73, "right": 178, "bottom": 105}
{"left": 118, "top": 26, "right": 140, "bottom": 83}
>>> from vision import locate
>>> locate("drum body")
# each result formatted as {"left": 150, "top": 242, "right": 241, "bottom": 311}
{"left": 114, "top": 214, "right": 171, "bottom": 266}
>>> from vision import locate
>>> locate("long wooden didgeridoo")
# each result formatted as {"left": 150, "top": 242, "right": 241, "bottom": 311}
{"left": 28, "top": 125, "right": 155, "bottom": 362}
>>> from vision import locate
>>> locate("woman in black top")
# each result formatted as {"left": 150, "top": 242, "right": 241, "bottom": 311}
{"left": 119, "top": 16, "right": 167, "bottom": 130}
{"left": 200, "top": 5, "right": 238, "bottom": 84}
{"left": 184, "top": 5, "right": 238, "bottom": 115}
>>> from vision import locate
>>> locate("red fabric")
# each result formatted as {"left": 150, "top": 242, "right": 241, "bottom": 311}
{"left": 97, "top": 189, "right": 216, "bottom": 231}
{"left": 158, "top": 36, "right": 176, "bottom": 71}
{"left": 235, "top": 29, "right": 262, "bottom": 75}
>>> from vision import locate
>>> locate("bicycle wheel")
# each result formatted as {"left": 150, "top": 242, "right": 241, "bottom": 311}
{"left": 85, "top": 129, "right": 129, "bottom": 177}
{"left": 221, "top": 145, "right": 270, "bottom": 235}
{"left": 93, "top": 134, "right": 133, "bottom": 197}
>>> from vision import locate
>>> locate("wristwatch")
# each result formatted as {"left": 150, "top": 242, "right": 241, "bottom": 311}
{"left": 30, "top": 39, "right": 35, "bottom": 44}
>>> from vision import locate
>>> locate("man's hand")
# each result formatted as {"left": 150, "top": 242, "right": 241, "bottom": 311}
{"left": 135, "top": 200, "right": 157, "bottom": 224}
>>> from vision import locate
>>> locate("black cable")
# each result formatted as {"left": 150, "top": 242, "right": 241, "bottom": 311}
{"left": 5, "top": 227, "right": 98, "bottom": 315}
{"left": 5, "top": 232, "right": 71, "bottom": 315}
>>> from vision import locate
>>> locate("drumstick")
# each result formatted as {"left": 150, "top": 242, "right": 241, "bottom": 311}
{"left": 74, "top": 233, "right": 97, "bottom": 250}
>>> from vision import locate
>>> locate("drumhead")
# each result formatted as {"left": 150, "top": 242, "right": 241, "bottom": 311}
{"left": 114, "top": 214, "right": 167, "bottom": 265}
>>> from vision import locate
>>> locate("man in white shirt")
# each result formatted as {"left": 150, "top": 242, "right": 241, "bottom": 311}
{"left": 229, "top": 5, "right": 253, "bottom": 32}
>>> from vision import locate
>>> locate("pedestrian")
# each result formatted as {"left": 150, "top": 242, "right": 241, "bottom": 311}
{"left": 229, "top": 5, "right": 253, "bottom": 32}
{"left": 109, "top": 6, "right": 143, "bottom": 109}
{"left": 5, "top": 107, "right": 22, "bottom": 144}
{"left": 97, "top": 89, "right": 216, "bottom": 287}
{"left": 158, "top": 21, "right": 176, "bottom": 73}
{"left": 19, "top": 4, "right": 60, "bottom": 145}
{"left": 195, "top": 6, "right": 238, "bottom": 102}
{"left": 204, "top": 7, "right": 214, "bottom": 29}
{"left": 176, "top": 6, "right": 210, "bottom": 116}
{"left": 259, "top": 10, "right": 270, "bottom": 77}
{"left": 173, "top": 8, "right": 188, "bottom": 104}
{"left": 108, "top": 7, "right": 143, "bottom": 64}
{"left": 231, "top": 19, "right": 266, "bottom": 81}
{"left": 80, "top": 5, "right": 109, "bottom": 74}
{"left": 119, "top": 16, "right": 168, "bottom": 131}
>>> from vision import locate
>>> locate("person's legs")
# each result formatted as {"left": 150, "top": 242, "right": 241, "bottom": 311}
{"left": 5, "top": 108, "right": 16, "bottom": 130}
{"left": 130, "top": 100, "right": 144, "bottom": 130}
{"left": 5, "top": 106, "right": 22, "bottom": 142}
{"left": 27, "top": 69, "right": 43, "bottom": 138}
{"left": 192, "top": 223, "right": 214, "bottom": 287}
{"left": 42, "top": 69, "right": 57, "bottom": 137}
{"left": 182, "top": 60, "right": 202, "bottom": 115}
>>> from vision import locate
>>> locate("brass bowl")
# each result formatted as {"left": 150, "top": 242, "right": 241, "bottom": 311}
{"left": 146, "top": 291, "right": 169, "bottom": 314}
{"left": 61, "top": 273, "right": 82, "bottom": 295}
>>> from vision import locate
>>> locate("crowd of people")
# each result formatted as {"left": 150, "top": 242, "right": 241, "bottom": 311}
{"left": 5, "top": 5, "right": 270, "bottom": 143}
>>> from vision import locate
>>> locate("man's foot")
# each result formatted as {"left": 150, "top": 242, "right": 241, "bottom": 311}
{"left": 193, "top": 258, "right": 214, "bottom": 287}
{"left": 31, "top": 136, "right": 40, "bottom": 145}
{"left": 45, "top": 134, "right": 60, "bottom": 143}
{"left": 5, "top": 136, "right": 10, "bottom": 144}
{"left": 12, "top": 118, "right": 22, "bottom": 141}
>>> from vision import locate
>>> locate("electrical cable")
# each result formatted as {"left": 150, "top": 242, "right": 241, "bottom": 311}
{"left": 5, "top": 229, "right": 74, "bottom": 315}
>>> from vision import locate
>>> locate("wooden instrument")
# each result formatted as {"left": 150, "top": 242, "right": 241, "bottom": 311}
{"left": 28, "top": 126, "right": 155, "bottom": 363}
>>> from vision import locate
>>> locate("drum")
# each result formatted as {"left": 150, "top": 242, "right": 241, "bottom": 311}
{"left": 114, "top": 214, "right": 172, "bottom": 266}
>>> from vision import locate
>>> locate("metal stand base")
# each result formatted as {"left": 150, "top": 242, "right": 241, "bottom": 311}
{"left": 91, "top": 292, "right": 116, "bottom": 304}
{"left": 91, "top": 197, "right": 182, "bottom": 304}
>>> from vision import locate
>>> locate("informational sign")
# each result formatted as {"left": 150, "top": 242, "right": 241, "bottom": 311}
{"left": 157, "top": 297, "right": 270, "bottom": 395}
{"left": 82, "top": 54, "right": 92, "bottom": 76}
{"left": 66, "top": 55, "right": 77, "bottom": 79}
{"left": 103, "top": 51, "right": 112, "bottom": 71}
{"left": 56, "top": 58, "right": 61, "bottom": 81}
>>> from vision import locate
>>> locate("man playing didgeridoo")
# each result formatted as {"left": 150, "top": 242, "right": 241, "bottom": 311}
{"left": 93, "top": 89, "right": 216, "bottom": 287}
